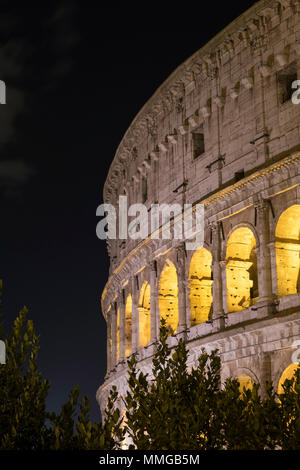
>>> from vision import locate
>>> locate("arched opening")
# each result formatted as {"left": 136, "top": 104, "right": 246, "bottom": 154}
{"left": 121, "top": 408, "right": 129, "bottom": 449}
{"left": 139, "top": 281, "right": 151, "bottom": 348}
{"left": 116, "top": 308, "right": 120, "bottom": 361}
{"left": 278, "top": 363, "right": 299, "bottom": 395}
{"left": 188, "top": 247, "right": 213, "bottom": 326}
{"left": 226, "top": 227, "right": 258, "bottom": 313}
{"left": 159, "top": 261, "right": 179, "bottom": 335}
{"left": 235, "top": 374, "right": 254, "bottom": 394}
{"left": 125, "top": 295, "right": 132, "bottom": 357}
{"left": 275, "top": 205, "right": 300, "bottom": 298}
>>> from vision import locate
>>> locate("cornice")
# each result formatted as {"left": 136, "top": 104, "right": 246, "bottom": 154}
{"left": 103, "top": 0, "right": 298, "bottom": 204}
{"left": 101, "top": 151, "right": 300, "bottom": 317}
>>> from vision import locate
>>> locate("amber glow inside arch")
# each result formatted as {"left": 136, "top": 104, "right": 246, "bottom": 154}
{"left": 158, "top": 260, "right": 179, "bottom": 335}
{"left": 139, "top": 281, "right": 151, "bottom": 348}
{"left": 277, "top": 363, "right": 299, "bottom": 395}
{"left": 235, "top": 374, "right": 254, "bottom": 394}
{"left": 275, "top": 205, "right": 300, "bottom": 298}
{"left": 188, "top": 247, "right": 213, "bottom": 326}
{"left": 125, "top": 294, "right": 132, "bottom": 357}
{"left": 226, "top": 227, "right": 258, "bottom": 313}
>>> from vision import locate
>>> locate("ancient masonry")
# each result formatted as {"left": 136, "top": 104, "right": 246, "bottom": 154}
{"left": 97, "top": 0, "right": 300, "bottom": 414}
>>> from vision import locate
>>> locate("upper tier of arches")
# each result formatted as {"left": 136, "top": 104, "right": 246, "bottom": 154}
{"left": 114, "top": 204, "right": 300, "bottom": 358}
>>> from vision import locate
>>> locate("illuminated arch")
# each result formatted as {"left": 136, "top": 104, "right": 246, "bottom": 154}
{"left": 226, "top": 227, "right": 258, "bottom": 313}
{"left": 121, "top": 408, "right": 129, "bottom": 449}
{"left": 278, "top": 363, "right": 299, "bottom": 395}
{"left": 116, "top": 307, "right": 120, "bottom": 361}
{"left": 188, "top": 247, "right": 213, "bottom": 326}
{"left": 235, "top": 374, "right": 254, "bottom": 394}
{"left": 159, "top": 260, "right": 179, "bottom": 335}
{"left": 139, "top": 281, "right": 151, "bottom": 348}
{"left": 125, "top": 295, "right": 132, "bottom": 357}
{"left": 275, "top": 205, "right": 300, "bottom": 298}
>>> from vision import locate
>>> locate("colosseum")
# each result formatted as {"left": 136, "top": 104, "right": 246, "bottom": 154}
{"left": 97, "top": 0, "right": 300, "bottom": 417}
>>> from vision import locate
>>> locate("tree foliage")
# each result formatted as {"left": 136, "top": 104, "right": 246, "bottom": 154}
{"left": 123, "top": 319, "right": 300, "bottom": 450}
{"left": 0, "top": 302, "right": 124, "bottom": 450}
{"left": 1, "top": 290, "right": 300, "bottom": 450}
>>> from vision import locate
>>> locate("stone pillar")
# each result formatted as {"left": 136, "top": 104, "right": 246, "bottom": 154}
{"left": 149, "top": 260, "right": 158, "bottom": 343}
{"left": 211, "top": 222, "right": 225, "bottom": 330}
{"left": 176, "top": 243, "right": 187, "bottom": 335}
{"left": 185, "top": 279, "right": 191, "bottom": 330}
{"left": 111, "top": 302, "right": 117, "bottom": 368}
{"left": 106, "top": 314, "right": 112, "bottom": 374}
{"left": 268, "top": 241, "right": 279, "bottom": 298}
{"left": 220, "top": 260, "right": 228, "bottom": 315}
{"left": 131, "top": 276, "right": 139, "bottom": 354}
{"left": 119, "top": 290, "right": 126, "bottom": 363}
{"left": 137, "top": 306, "right": 143, "bottom": 348}
{"left": 258, "top": 351, "right": 272, "bottom": 399}
{"left": 255, "top": 198, "right": 275, "bottom": 315}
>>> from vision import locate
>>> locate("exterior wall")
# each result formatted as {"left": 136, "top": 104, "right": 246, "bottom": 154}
{"left": 97, "top": 0, "right": 300, "bottom": 416}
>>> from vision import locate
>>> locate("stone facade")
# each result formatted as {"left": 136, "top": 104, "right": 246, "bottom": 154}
{"left": 97, "top": 0, "right": 300, "bottom": 416}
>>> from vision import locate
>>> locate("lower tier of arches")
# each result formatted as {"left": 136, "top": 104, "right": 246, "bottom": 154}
{"left": 98, "top": 310, "right": 300, "bottom": 419}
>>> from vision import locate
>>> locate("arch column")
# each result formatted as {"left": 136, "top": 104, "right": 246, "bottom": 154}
{"left": 185, "top": 279, "right": 191, "bottom": 329}
{"left": 111, "top": 302, "right": 117, "bottom": 368}
{"left": 149, "top": 260, "right": 159, "bottom": 343}
{"left": 254, "top": 198, "right": 275, "bottom": 316}
{"left": 211, "top": 222, "right": 225, "bottom": 330}
{"left": 131, "top": 276, "right": 139, "bottom": 354}
{"left": 258, "top": 351, "right": 272, "bottom": 399}
{"left": 268, "top": 241, "right": 279, "bottom": 297}
{"left": 106, "top": 314, "right": 112, "bottom": 375}
{"left": 137, "top": 306, "right": 144, "bottom": 348}
{"left": 119, "top": 290, "right": 126, "bottom": 363}
{"left": 220, "top": 259, "right": 228, "bottom": 315}
{"left": 176, "top": 243, "right": 187, "bottom": 335}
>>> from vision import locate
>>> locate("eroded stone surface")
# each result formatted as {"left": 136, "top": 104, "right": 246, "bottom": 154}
{"left": 97, "top": 0, "right": 300, "bottom": 417}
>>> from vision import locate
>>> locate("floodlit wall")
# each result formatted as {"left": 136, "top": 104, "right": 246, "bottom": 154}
{"left": 98, "top": 0, "right": 300, "bottom": 417}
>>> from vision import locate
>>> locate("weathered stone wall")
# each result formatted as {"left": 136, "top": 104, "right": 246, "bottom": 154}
{"left": 97, "top": 0, "right": 300, "bottom": 416}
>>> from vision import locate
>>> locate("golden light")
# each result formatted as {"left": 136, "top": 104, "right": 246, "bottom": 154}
{"left": 235, "top": 374, "right": 254, "bottom": 394}
{"left": 275, "top": 205, "right": 300, "bottom": 298}
{"left": 188, "top": 247, "right": 213, "bottom": 326}
{"left": 139, "top": 281, "right": 151, "bottom": 348}
{"left": 159, "top": 260, "right": 179, "bottom": 335}
{"left": 121, "top": 408, "right": 129, "bottom": 449}
{"left": 277, "top": 363, "right": 299, "bottom": 395}
{"left": 116, "top": 307, "right": 120, "bottom": 361}
{"left": 125, "top": 294, "right": 132, "bottom": 357}
{"left": 226, "top": 227, "right": 258, "bottom": 313}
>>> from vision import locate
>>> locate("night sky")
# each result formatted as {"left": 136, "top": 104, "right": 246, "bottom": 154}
{"left": 0, "top": 2, "right": 256, "bottom": 421}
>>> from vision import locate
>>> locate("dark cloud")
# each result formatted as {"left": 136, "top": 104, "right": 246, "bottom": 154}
{"left": 0, "top": 159, "right": 34, "bottom": 184}
{"left": 0, "top": 87, "right": 24, "bottom": 144}
{"left": 0, "top": 40, "right": 26, "bottom": 80}
{"left": 48, "top": 4, "right": 80, "bottom": 51}
{"left": 0, "top": 5, "right": 80, "bottom": 196}
{"left": 0, "top": 159, "right": 35, "bottom": 199}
